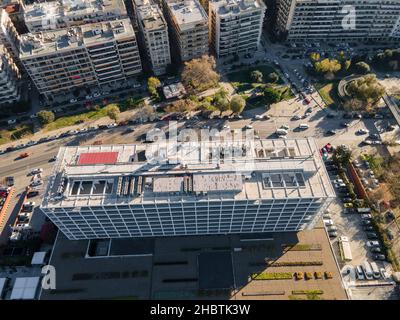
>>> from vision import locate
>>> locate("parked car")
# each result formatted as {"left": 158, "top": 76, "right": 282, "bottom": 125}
{"left": 323, "top": 219, "right": 334, "bottom": 226}
{"left": 326, "top": 129, "right": 337, "bottom": 136}
{"left": 373, "top": 254, "right": 386, "bottom": 261}
{"left": 366, "top": 232, "right": 378, "bottom": 239}
{"left": 366, "top": 241, "right": 380, "bottom": 247}
{"left": 327, "top": 225, "right": 338, "bottom": 231}
{"left": 355, "top": 265, "right": 365, "bottom": 280}
{"left": 328, "top": 231, "right": 338, "bottom": 238}
{"left": 362, "top": 220, "right": 372, "bottom": 226}
{"left": 371, "top": 247, "right": 382, "bottom": 253}
{"left": 361, "top": 214, "right": 372, "bottom": 220}
{"left": 344, "top": 203, "right": 354, "bottom": 208}
{"left": 363, "top": 226, "right": 374, "bottom": 231}
{"left": 357, "top": 128, "right": 369, "bottom": 135}
{"left": 333, "top": 179, "right": 344, "bottom": 184}
{"left": 342, "top": 197, "right": 352, "bottom": 203}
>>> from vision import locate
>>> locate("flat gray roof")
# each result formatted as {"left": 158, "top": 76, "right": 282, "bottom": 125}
{"left": 41, "top": 138, "right": 336, "bottom": 208}
{"left": 168, "top": 0, "right": 208, "bottom": 31}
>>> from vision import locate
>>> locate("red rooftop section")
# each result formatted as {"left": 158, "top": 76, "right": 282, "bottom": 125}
{"left": 77, "top": 152, "right": 119, "bottom": 165}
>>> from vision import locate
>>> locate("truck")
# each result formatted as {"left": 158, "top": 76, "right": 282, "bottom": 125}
{"left": 339, "top": 236, "right": 352, "bottom": 262}
{"left": 370, "top": 262, "right": 381, "bottom": 279}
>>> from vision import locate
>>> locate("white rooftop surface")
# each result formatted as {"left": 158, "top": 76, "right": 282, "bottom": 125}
{"left": 209, "top": 0, "right": 265, "bottom": 15}
{"left": 10, "top": 277, "right": 40, "bottom": 300}
{"left": 41, "top": 138, "right": 336, "bottom": 208}
{"left": 31, "top": 251, "right": 47, "bottom": 265}
{"left": 168, "top": 0, "right": 208, "bottom": 30}
{"left": 19, "top": 18, "right": 135, "bottom": 58}
{"left": 136, "top": 3, "right": 167, "bottom": 30}
{"left": 24, "top": 0, "right": 127, "bottom": 25}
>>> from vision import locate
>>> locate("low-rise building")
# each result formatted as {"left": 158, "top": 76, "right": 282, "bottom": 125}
{"left": 164, "top": 0, "right": 209, "bottom": 61}
{"left": 19, "top": 19, "right": 142, "bottom": 100}
{"left": 208, "top": 0, "right": 266, "bottom": 58}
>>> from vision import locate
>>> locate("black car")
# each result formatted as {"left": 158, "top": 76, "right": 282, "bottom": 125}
{"left": 367, "top": 232, "right": 378, "bottom": 239}
{"left": 373, "top": 254, "right": 386, "bottom": 261}
{"left": 6, "top": 176, "right": 14, "bottom": 187}
{"left": 369, "top": 134, "right": 380, "bottom": 140}
{"left": 361, "top": 220, "right": 372, "bottom": 226}
{"left": 325, "top": 130, "right": 336, "bottom": 136}
{"left": 27, "top": 191, "right": 39, "bottom": 198}
{"left": 325, "top": 165, "right": 338, "bottom": 171}
{"left": 363, "top": 225, "right": 374, "bottom": 231}
{"left": 353, "top": 113, "right": 362, "bottom": 119}
{"left": 326, "top": 113, "right": 335, "bottom": 118}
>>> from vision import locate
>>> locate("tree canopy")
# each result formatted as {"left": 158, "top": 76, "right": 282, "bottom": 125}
{"left": 263, "top": 87, "right": 281, "bottom": 104}
{"left": 250, "top": 70, "right": 263, "bottom": 83}
{"left": 230, "top": 95, "right": 246, "bottom": 114}
{"left": 182, "top": 55, "right": 220, "bottom": 93}
{"left": 105, "top": 104, "right": 120, "bottom": 121}
{"left": 37, "top": 110, "right": 55, "bottom": 125}
{"left": 347, "top": 74, "right": 385, "bottom": 105}
{"left": 354, "top": 61, "right": 371, "bottom": 74}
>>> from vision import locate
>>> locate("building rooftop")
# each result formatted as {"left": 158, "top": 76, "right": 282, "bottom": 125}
{"left": 136, "top": 2, "right": 167, "bottom": 31}
{"left": 209, "top": 0, "right": 265, "bottom": 16}
{"left": 24, "top": 0, "right": 127, "bottom": 30}
{"left": 41, "top": 138, "right": 336, "bottom": 208}
{"left": 167, "top": 0, "right": 208, "bottom": 31}
{"left": 19, "top": 18, "right": 135, "bottom": 58}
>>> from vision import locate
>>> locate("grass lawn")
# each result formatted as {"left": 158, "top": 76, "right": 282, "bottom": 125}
{"left": 0, "top": 124, "right": 33, "bottom": 145}
{"left": 227, "top": 64, "right": 284, "bottom": 86}
{"left": 315, "top": 82, "right": 340, "bottom": 108}
{"left": 44, "top": 104, "right": 119, "bottom": 132}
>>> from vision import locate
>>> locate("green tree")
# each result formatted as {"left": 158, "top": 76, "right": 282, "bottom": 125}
{"left": 214, "top": 96, "right": 230, "bottom": 115}
{"left": 333, "top": 144, "right": 352, "bottom": 167}
{"left": 355, "top": 61, "right": 371, "bottom": 74}
{"left": 314, "top": 58, "right": 341, "bottom": 74}
{"left": 230, "top": 95, "right": 246, "bottom": 114}
{"left": 263, "top": 87, "right": 281, "bottom": 104}
{"left": 106, "top": 104, "right": 120, "bottom": 121}
{"left": 347, "top": 74, "right": 385, "bottom": 106}
{"left": 37, "top": 110, "right": 55, "bottom": 126}
{"left": 309, "top": 52, "right": 320, "bottom": 62}
{"left": 147, "top": 77, "right": 161, "bottom": 99}
{"left": 250, "top": 70, "right": 263, "bottom": 83}
{"left": 267, "top": 72, "right": 279, "bottom": 83}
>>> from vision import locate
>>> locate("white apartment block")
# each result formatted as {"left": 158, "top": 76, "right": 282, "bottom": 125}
{"left": 0, "top": 7, "right": 20, "bottom": 61}
{"left": 134, "top": 0, "right": 171, "bottom": 75}
{"left": 19, "top": 19, "right": 142, "bottom": 100}
{"left": 0, "top": 44, "right": 20, "bottom": 105}
{"left": 24, "top": 0, "right": 128, "bottom": 32}
{"left": 276, "top": 0, "right": 400, "bottom": 42}
{"left": 164, "top": 0, "right": 209, "bottom": 61}
{"left": 208, "top": 0, "right": 266, "bottom": 58}
{"left": 40, "top": 138, "right": 335, "bottom": 240}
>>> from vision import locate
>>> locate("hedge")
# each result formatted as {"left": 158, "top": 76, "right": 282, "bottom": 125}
{"left": 267, "top": 261, "right": 323, "bottom": 267}
{"left": 251, "top": 272, "right": 293, "bottom": 280}
{"left": 283, "top": 244, "right": 322, "bottom": 251}
{"left": 292, "top": 290, "right": 323, "bottom": 295}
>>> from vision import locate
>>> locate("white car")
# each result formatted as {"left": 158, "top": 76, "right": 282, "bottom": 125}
{"left": 366, "top": 241, "right": 380, "bottom": 247}
{"left": 30, "top": 180, "right": 43, "bottom": 187}
{"left": 107, "top": 123, "right": 117, "bottom": 128}
{"left": 323, "top": 219, "right": 334, "bottom": 226}
{"left": 333, "top": 179, "right": 344, "bottom": 184}
{"left": 30, "top": 113, "right": 38, "bottom": 119}
{"left": 357, "top": 128, "right": 369, "bottom": 135}
{"left": 93, "top": 92, "right": 101, "bottom": 98}
{"left": 356, "top": 266, "right": 365, "bottom": 280}
{"left": 280, "top": 124, "right": 290, "bottom": 130}
{"left": 85, "top": 95, "right": 93, "bottom": 100}
{"left": 361, "top": 214, "right": 372, "bottom": 220}
{"left": 327, "top": 225, "right": 338, "bottom": 231}
{"left": 222, "top": 125, "right": 230, "bottom": 129}
{"left": 334, "top": 183, "right": 346, "bottom": 188}
{"left": 244, "top": 124, "right": 253, "bottom": 130}
{"left": 7, "top": 119, "right": 16, "bottom": 125}
{"left": 70, "top": 98, "right": 77, "bottom": 103}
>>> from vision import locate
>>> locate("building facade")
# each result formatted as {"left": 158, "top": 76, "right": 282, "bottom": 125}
{"left": 40, "top": 138, "right": 335, "bottom": 240}
{"left": 163, "top": 0, "right": 209, "bottom": 61}
{"left": 0, "top": 44, "right": 20, "bottom": 105}
{"left": 0, "top": 7, "right": 20, "bottom": 62}
{"left": 23, "top": 0, "right": 128, "bottom": 32}
{"left": 19, "top": 19, "right": 142, "bottom": 100}
{"left": 134, "top": 0, "right": 171, "bottom": 75}
{"left": 208, "top": 0, "right": 266, "bottom": 58}
{"left": 276, "top": 0, "right": 400, "bottom": 42}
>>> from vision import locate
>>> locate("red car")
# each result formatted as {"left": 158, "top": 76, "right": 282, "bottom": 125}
{"left": 20, "top": 152, "right": 29, "bottom": 158}
{"left": 304, "top": 97, "right": 311, "bottom": 104}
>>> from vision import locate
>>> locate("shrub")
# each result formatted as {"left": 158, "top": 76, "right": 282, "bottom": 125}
{"left": 314, "top": 272, "right": 323, "bottom": 279}
{"left": 305, "top": 272, "right": 313, "bottom": 280}
{"left": 324, "top": 271, "right": 333, "bottom": 279}
{"left": 251, "top": 272, "right": 293, "bottom": 280}
{"left": 292, "top": 290, "right": 323, "bottom": 295}
{"left": 267, "top": 261, "right": 323, "bottom": 267}
{"left": 295, "top": 272, "right": 303, "bottom": 280}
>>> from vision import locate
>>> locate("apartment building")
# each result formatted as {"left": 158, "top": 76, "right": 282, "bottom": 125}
{"left": 24, "top": 0, "right": 128, "bottom": 32}
{"left": 40, "top": 138, "right": 335, "bottom": 240}
{"left": 276, "top": 0, "right": 400, "bottom": 42}
{"left": 208, "top": 0, "right": 266, "bottom": 58}
{"left": 0, "top": 44, "right": 20, "bottom": 105}
{"left": 134, "top": 0, "right": 171, "bottom": 75}
{"left": 19, "top": 19, "right": 142, "bottom": 100}
{"left": 163, "top": 0, "right": 209, "bottom": 61}
{"left": 0, "top": 7, "right": 20, "bottom": 61}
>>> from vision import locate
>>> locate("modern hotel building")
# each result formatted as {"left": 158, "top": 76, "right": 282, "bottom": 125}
{"left": 40, "top": 138, "right": 335, "bottom": 240}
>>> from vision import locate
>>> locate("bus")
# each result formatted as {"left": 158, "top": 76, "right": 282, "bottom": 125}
{"left": 370, "top": 262, "right": 381, "bottom": 279}
{"left": 339, "top": 236, "right": 352, "bottom": 262}
{"left": 362, "top": 261, "right": 373, "bottom": 280}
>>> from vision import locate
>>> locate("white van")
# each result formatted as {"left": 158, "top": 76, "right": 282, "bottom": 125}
{"left": 356, "top": 265, "right": 365, "bottom": 280}
{"left": 276, "top": 128, "right": 288, "bottom": 136}
{"left": 299, "top": 123, "right": 309, "bottom": 130}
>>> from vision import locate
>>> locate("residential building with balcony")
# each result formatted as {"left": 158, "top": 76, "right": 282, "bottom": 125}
{"left": 19, "top": 18, "right": 142, "bottom": 100}
{"left": 0, "top": 44, "right": 20, "bottom": 105}
{"left": 24, "top": 0, "right": 128, "bottom": 32}
{"left": 134, "top": 0, "right": 171, "bottom": 75}
{"left": 276, "top": 0, "right": 400, "bottom": 42}
{"left": 0, "top": 7, "right": 20, "bottom": 62}
{"left": 163, "top": 0, "right": 209, "bottom": 61}
{"left": 208, "top": 0, "right": 266, "bottom": 58}
{"left": 40, "top": 138, "right": 335, "bottom": 240}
